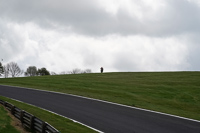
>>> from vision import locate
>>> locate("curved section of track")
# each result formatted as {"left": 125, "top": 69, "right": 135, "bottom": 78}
{"left": 0, "top": 85, "right": 200, "bottom": 133}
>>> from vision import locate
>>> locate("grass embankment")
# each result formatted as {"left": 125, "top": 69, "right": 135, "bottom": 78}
{"left": 0, "top": 96, "right": 97, "bottom": 133}
{"left": 0, "top": 72, "right": 200, "bottom": 121}
{"left": 0, "top": 104, "right": 20, "bottom": 133}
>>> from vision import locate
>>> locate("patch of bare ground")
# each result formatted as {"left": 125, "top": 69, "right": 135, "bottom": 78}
{"left": 2, "top": 105, "right": 31, "bottom": 133}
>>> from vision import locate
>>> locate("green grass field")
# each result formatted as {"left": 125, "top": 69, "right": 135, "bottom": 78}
{"left": 0, "top": 72, "right": 200, "bottom": 121}
{"left": 0, "top": 105, "right": 20, "bottom": 133}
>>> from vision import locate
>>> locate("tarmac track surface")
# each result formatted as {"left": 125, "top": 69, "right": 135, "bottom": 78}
{"left": 0, "top": 85, "right": 200, "bottom": 133}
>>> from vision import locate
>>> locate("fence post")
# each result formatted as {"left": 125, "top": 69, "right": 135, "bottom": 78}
{"left": 30, "top": 115, "right": 35, "bottom": 130}
{"left": 11, "top": 105, "right": 15, "bottom": 115}
{"left": 20, "top": 110, "right": 24, "bottom": 123}
{"left": 3, "top": 101, "right": 7, "bottom": 107}
{"left": 42, "top": 122, "right": 47, "bottom": 133}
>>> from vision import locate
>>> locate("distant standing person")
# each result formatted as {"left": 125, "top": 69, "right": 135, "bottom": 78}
{"left": 100, "top": 67, "right": 104, "bottom": 73}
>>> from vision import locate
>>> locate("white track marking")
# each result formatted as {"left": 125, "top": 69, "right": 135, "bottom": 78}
{"left": 0, "top": 96, "right": 104, "bottom": 133}
{"left": 1, "top": 84, "right": 200, "bottom": 124}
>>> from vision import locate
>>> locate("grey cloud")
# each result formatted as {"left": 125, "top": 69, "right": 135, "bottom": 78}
{"left": 184, "top": 34, "right": 200, "bottom": 71}
{"left": 1, "top": 0, "right": 200, "bottom": 37}
{"left": 0, "top": 20, "right": 25, "bottom": 62}
{"left": 156, "top": 0, "right": 200, "bottom": 35}
{"left": 113, "top": 56, "right": 138, "bottom": 71}
{"left": 188, "top": 48, "right": 200, "bottom": 71}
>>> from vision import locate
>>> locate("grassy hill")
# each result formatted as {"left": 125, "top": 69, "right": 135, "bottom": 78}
{"left": 0, "top": 72, "right": 200, "bottom": 121}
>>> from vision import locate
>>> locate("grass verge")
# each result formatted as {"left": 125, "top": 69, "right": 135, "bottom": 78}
{"left": 0, "top": 104, "right": 20, "bottom": 133}
{"left": 0, "top": 72, "right": 200, "bottom": 121}
{"left": 0, "top": 96, "right": 97, "bottom": 133}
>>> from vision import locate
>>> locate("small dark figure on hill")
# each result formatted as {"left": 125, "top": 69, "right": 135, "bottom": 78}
{"left": 100, "top": 67, "right": 103, "bottom": 73}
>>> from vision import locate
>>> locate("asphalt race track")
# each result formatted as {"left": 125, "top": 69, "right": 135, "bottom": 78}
{"left": 0, "top": 85, "right": 200, "bottom": 133}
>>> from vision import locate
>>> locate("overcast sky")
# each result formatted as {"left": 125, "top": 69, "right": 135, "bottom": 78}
{"left": 0, "top": 0, "right": 200, "bottom": 73}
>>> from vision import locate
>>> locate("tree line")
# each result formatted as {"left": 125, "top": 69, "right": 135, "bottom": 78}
{"left": 24, "top": 66, "right": 50, "bottom": 76}
{"left": 0, "top": 62, "right": 23, "bottom": 78}
{"left": 0, "top": 61, "right": 92, "bottom": 78}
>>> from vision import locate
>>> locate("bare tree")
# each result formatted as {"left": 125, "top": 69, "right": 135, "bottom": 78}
{"left": 67, "top": 68, "right": 92, "bottom": 74}
{"left": 0, "top": 62, "right": 3, "bottom": 76}
{"left": 25, "top": 66, "right": 37, "bottom": 76}
{"left": 7, "top": 62, "right": 23, "bottom": 77}
{"left": 71, "top": 68, "right": 82, "bottom": 74}
{"left": 60, "top": 71, "right": 67, "bottom": 75}
{"left": 51, "top": 71, "right": 57, "bottom": 75}
{"left": 82, "top": 69, "right": 92, "bottom": 73}
{"left": 3, "top": 64, "right": 9, "bottom": 78}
